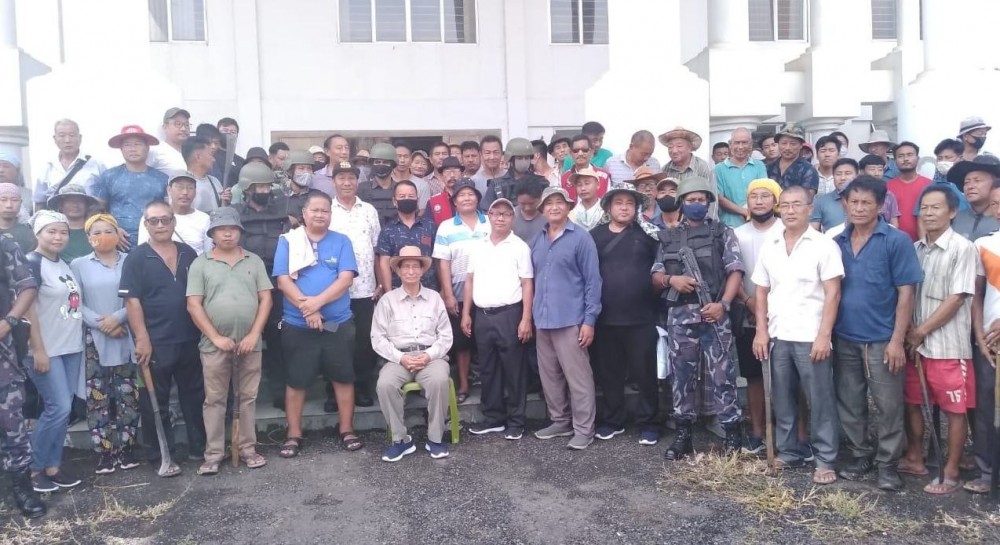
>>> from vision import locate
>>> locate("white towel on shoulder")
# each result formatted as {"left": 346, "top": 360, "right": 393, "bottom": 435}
{"left": 281, "top": 226, "right": 317, "bottom": 280}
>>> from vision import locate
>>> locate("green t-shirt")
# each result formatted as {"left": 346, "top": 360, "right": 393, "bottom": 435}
{"left": 0, "top": 223, "right": 36, "bottom": 254}
{"left": 561, "top": 147, "right": 613, "bottom": 172}
{"left": 60, "top": 229, "right": 92, "bottom": 263}
{"left": 186, "top": 250, "right": 273, "bottom": 353}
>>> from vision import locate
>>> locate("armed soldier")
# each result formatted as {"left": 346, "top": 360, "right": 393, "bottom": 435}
{"left": 481, "top": 137, "right": 547, "bottom": 211}
{"left": 651, "top": 177, "right": 745, "bottom": 460}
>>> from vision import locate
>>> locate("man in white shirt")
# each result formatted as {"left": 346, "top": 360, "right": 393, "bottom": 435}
{"left": 147, "top": 107, "right": 190, "bottom": 176}
{"left": 568, "top": 168, "right": 603, "bottom": 231}
{"left": 139, "top": 173, "right": 212, "bottom": 255}
{"left": 752, "top": 185, "right": 844, "bottom": 484}
{"left": 461, "top": 198, "right": 533, "bottom": 440}
{"left": 329, "top": 161, "right": 382, "bottom": 407}
{"left": 34, "top": 119, "right": 105, "bottom": 209}
{"left": 183, "top": 136, "right": 229, "bottom": 214}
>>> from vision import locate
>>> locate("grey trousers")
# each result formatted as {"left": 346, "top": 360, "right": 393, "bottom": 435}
{"left": 771, "top": 339, "right": 839, "bottom": 468}
{"left": 376, "top": 359, "right": 450, "bottom": 443}
{"left": 972, "top": 348, "right": 996, "bottom": 475}
{"left": 833, "top": 337, "right": 905, "bottom": 465}
{"left": 536, "top": 326, "right": 596, "bottom": 437}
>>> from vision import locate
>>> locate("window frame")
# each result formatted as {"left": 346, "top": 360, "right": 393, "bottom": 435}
{"left": 748, "top": 0, "right": 809, "bottom": 43}
{"left": 548, "top": 0, "right": 609, "bottom": 46}
{"left": 870, "top": 0, "right": 898, "bottom": 41}
{"left": 149, "top": 0, "right": 209, "bottom": 43}
{"left": 338, "top": 0, "right": 478, "bottom": 44}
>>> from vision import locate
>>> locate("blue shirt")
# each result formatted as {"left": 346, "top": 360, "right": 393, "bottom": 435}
{"left": 767, "top": 157, "right": 819, "bottom": 192}
{"left": 374, "top": 215, "right": 439, "bottom": 290}
{"left": 883, "top": 157, "right": 900, "bottom": 182}
{"left": 273, "top": 230, "right": 357, "bottom": 328}
{"left": 913, "top": 175, "right": 970, "bottom": 214}
{"left": 809, "top": 191, "right": 846, "bottom": 230}
{"left": 833, "top": 220, "right": 923, "bottom": 343}
{"left": 71, "top": 251, "right": 134, "bottom": 366}
{"left": 89, "top": 165, "right": 168, "bottom": 244}
{"left": 715, "top": 158, "right": 768, "bottom": 227}
{"left": 529, "top": 222, "right": 603, "bottom": 329}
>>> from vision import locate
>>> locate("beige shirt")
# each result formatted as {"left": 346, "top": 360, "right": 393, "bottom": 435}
{"left": 371, "top": 286, "right": 453, "bottom": 364}
{"left": 914, "top": 228, "right": 977, "bottom": 359}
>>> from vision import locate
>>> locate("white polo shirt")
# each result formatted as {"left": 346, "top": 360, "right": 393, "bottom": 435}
{"left": 34, "top": 153, "right": 106, "bottom": 204}
{"left": 467, "top": 232, "right": 533, "bottom": 308}
{"left": 147, "top": 144, "right": 187, "bottom": 177}
{"left": 751, "top": 226, "right": 845, "bottom": 343}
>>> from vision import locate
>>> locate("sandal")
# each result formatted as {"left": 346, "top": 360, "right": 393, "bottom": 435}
{"left": 340, "top": 431, "right": 364, "bottom": 452}
{"left": 897, "top": 460, "right": 930, "bottom": 476}
{"left": 279, "top": 437, "right": 302, "bottom": 458}
{"left": 197, "top": 461, "right": 220, "bottom": 476}
{"left": 772, "top": 458, "right": 804, "bottom": 471}
{"left": 963, "top": 476, "right": 992, "bottom": 494}
{"left": 924, "top": 477, "right": 962, "bottom": 495}
{"left": 240, "top": 452, "right": 267, "bottom": 469}
{"left": 812, "top": 468, "right": 838, "bottom": 485}
{"left": 456, "top": 391, "right": 469, "bottom": 404}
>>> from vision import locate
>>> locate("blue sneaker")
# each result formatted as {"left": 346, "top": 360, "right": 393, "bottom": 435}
{"left": 425, "top": 441, "right": 450, "bottom": 459}
{"left": 742, "top": 435, "right": 765, "bottom": 455}
{"left": 381, "top": 436, "right": 416, "bottom": 462}
{"left": 638, "top": 430, "right": 660, "bottom": 446}
{"left": 595, "top": 425, "right": 625, "bottom": 440}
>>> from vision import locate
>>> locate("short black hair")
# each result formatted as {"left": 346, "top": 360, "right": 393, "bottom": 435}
{"left": 758, "top": 134, "right": 775, "bottom": 149}
{"left": 303, "top": 190, "right": 333, "bottom": 208}
{"left": 531, "top": 139, "right": 547, "bottom": 157}
{"left": 895, "top": 141, "right": 920, "bottom": 155}
{"left": 712, "top": 142, "right": 729, "bottom": 152}
{"left": 514, "top": 178, "right": 546, "bottom": 199}
{"left": 859, "top": 154, "right": 886, "bottom": 169}
{"left": 780, "top": 184, "right": 813, "bottom": 204}
{"left": 815, "top": 135, "right": 840, "bottom": 150}
{"left": 449, "top": 144, "right": 461, "bottom": 153}
{"left": 919, "top": 185, "right": 959, "bottom": 211}
{"left": 829, "top": 131, "right": 849, "bottom": 146}
{"left": 933, "top": 138, "right": 964, "bottom": 157}
{"left": 460, "top": 141, "right": 480, "bottom": 153}
{"left": 843, "top": 175, "right": 887, "bottom": 206}
{"left": 581, "top": 121, "right": 605, "bottom": 135}
{"left": 479, "top": 135, "right": 503, "bottom": 149}
{"left": 323, "top": 134, "right": 346, "bottom": 151}
{"left": 431, "top": 141, "right": 450, "bottom": 154}
{"left": 571, "top": 134, "right": 592, "bottom": 149}
{"left": 195, "top": 123, "right": 222, "bottom": 142}
{"left": 394, "top": 180, "right": 418, "bottom": 196}
{"left": 833, "top": 157, "right": 859, "bottom": 172}
{"left": 216, "top": 117, "right": 239, "bottom": 132}
{"left": 268, "top": 142, "right": 289, "bottom": 156}
{"left": 144, "top": 199, "right": 172, "bottom": 215}
{"left": 548, "top": 137, "right": 571, "bottom": 156}
{"left": 393, "top": 141, "right": 412, "bottom": 153}
{"left": 182, "top": 136, "right": 211, "bottom": 163}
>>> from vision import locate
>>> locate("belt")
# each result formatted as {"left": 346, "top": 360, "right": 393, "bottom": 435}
{"left": 477, "top": 302, "right": 523, "bottom": 316}
{"left": 399, "top": 344, "right": 431, "bottom": 353}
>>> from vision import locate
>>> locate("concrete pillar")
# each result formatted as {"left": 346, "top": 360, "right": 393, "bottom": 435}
{"left": 0, "top": 0, "right": 16, "bottom": 48}
{"left": 233, "top": 0, "right": 264, "bottom": 155}
{"left": 0, "top": 0, "right": 27, "bottom": 164}
{"left": 708, "top": 117, "right": 762, "bottom": 146}
{"left": 501, "top": 0, "right": 529, "bottom": 140}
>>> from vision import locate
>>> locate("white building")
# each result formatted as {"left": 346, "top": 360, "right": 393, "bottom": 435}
{"left": 3, "top": 0, "right": 1000, "bottom": 178}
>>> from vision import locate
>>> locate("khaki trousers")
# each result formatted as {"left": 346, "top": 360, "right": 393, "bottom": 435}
{"left": 202, "top": 350, "right": 262, "bottom": 462}
{"left": 377, "top": 359, "right": 450, "bottom": 443}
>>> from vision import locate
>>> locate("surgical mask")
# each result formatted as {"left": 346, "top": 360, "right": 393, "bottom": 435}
{"left": 750, "top": 210, "right": 775, "bottom": 223}
{"left": 89, "top": 233, "right": 118, "bottom": 253}
{"left": 681, "top": 202, "right": 709, "bottom": 222}
{"left": 371, "top": 164, "right": 393, "bottom": 178}
{"left": 396, "top": 199, "right": 418, "bottom": 214}
{"left": 972, "top": 136, "right": 987, "bottom": 150}
{"left": 656, "top": 195, "right": 680, "bottom": 212}
{"left": 513, "top": 157, "right": 531, "bottom": 174}
{"left": 936, "top": 161, "right": 954, "bottom": 176}
{"left": 840, "top": 145, "right": 849, "bottom": 156}
{"left": 292, "top": 172, "right": 312, "bottom": 187}
{"left": 250, "top": 192, "right": 272, "bottom": 206}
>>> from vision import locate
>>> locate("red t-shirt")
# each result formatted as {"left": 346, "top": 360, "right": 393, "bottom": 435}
{"left": 424, "top": 192, "right": 455, "bottom": 226}
{"left": 887, "top": 175, "right": 932, "bottom": 241}
{"left": 560, "top": 165, "right": 612, "bottom": 201}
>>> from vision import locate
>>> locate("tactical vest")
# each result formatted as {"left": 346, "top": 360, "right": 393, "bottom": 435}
{"left": 657, "top": 221, "right": 726, "bottom": 307}
{"left": 238, "top": 194, "right": 291, "bottom": 274}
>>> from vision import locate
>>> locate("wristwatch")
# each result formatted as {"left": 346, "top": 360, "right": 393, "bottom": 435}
{"left": 4, "top": 315, "right": 19, "bottom": 328}
{"left": 719, "top": 300, "right": 731, "bottom": 312}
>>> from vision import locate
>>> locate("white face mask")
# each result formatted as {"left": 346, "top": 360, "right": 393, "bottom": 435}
{"left": 936, "top": 161, "right": 954, "bottom": 176}
{"left": 840, "top": 145, "right": 849, "bottom": 156}
{"left": 293, "top": 172, "right": 312, "bottom": 187}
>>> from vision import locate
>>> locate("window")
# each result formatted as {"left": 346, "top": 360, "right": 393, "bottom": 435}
{"left": 748, "top": 0, "right": 806, "bottom": 41}
{"left": 148, "top": 0, "right": 206, "bottom": 42}
{"left": 871, "top": 0, "right": 897, "bottom": 39}
{"left": 339, "top": 0, "right": 477, "bottom": 43}
{"left": 550, "top": 0, "right": 608, "bottom": 45}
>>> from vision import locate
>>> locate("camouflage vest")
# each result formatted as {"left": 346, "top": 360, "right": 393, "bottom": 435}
{"left": 657, "top": 221, "right": 726, "bottom": 307}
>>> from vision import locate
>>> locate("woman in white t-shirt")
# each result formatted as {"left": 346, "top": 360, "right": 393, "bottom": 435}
{"left": 23, "top": 210, "right": 86, "bottom": 493}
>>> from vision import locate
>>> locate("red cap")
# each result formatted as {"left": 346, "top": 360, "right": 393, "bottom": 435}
{"left": 108, "top": 125, "right": 160, "bottom": 149}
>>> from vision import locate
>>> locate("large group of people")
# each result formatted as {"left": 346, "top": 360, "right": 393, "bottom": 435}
{"left": 0, "top": 107, "right": 998, "bottom": 520}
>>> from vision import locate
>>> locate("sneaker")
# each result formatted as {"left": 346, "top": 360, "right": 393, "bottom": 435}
{"left": 381, "top": 436, "right": 416, "bottom": 463}
{"left": 95, "top": 454, "right": 116, "bottom": 475}
{"left": 802, "top": 443, "right": 816, "bottom": 463}
{"left": 48, "top": 470, "right": 81, "bottom": 489}
{"left": 425, "top": 441, "right": 450, "bottom": 459}
{"left": 595, "top": 425, "right": 625, "bottom": 441}
{"left": 118, "top": 448, "right": 140, "bottom": 470}
{"left": 567, "top": 434, "right": 594, "bottom": 450}
{"left": 742, "top": 435, "right": 765, "bottom": 455}
{"left": 31, "top": 472, "right": 58, "bottom": 493}
{"left": 468, "top": 422, "right": 506, "bottom": 435}
{"left": 838, "top": 457, "right": 873, "bottom": 481}
{"left": 638, "top": 430, "right": 660, "bottom": 446}
{"left": 504, "top": 427, "right": 524, "bottom": 440}
{"left": 534, "top": 423, "right": 574, "bottom": 440}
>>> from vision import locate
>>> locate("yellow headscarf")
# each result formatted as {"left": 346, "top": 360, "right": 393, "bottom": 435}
{"left": 746, "top": 179, "right": 783, "bottom": 213}
{"left": 84, "top": 213, "right": 119, "bottom": 233}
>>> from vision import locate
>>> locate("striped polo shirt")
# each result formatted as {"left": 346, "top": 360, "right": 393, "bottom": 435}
{"left": 431, "top": 211, "right": 491, "bottom": 302}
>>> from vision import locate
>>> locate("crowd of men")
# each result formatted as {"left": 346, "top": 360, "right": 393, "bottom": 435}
{"left": 0, "top": 107, "right": 997, "bottom": 519}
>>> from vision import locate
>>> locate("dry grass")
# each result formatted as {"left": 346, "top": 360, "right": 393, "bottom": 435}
{"left": 0, "top": 480, "right": 191, "bottom": 545}
{"left": 659, "top": 452, "right": 798, "bottom": 518}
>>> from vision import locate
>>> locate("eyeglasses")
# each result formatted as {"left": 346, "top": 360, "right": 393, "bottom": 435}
{"left": 144, "top": 216, "right": 175, "bottom": 226}
{"left": 488, "top": 211, "right": 514, "bottom": 219}
{"left": 168, "top": 121, "right": 190, "bottom": 129}
{"left": 572, "top": 148, "right": 591, "bottom": 154}
{"left": 778, "top": 202, "right": 809, "bottom": 211}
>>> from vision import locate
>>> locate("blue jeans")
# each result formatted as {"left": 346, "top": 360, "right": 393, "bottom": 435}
{"left": 26, "top": 352, "right": 82, "bottom": 470}
{"left": 771, "top": 339, "right": 839, "bottom": 468}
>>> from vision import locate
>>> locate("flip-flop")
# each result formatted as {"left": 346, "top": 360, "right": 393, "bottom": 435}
{"left": 924, "top": 477, "right": 962, "bottom": 495}
{"left": 456, "top": 392, "right": 469, "bottom": 404}
{"left": 812, "top": 468, "right": 838, "bottom": 485}
{"left": 897, "top": 461, "right": 930, "bottom": 476}
{"left": 197, "top": 461, "right": 220, "bottom": 476}
{"left": 963, "top": 476, "right": 992, "bottom": 494}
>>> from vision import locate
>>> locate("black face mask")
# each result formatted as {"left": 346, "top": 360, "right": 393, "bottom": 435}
{"left": 656, "top": 196, "right": 680, "bottom": 212}
{"left": 971, "top": 136, "right": 987, "bottom": 150}
{"left": 750, "top": 210, "right": 775, "bottom": 223}
{"left": 396, "top": 199, "right": 418, "bottom": 214}
{"left": 371, "top": 164, "right": 393, "bottom": 178}
{"left": 250, "top": 192, "right": 271, "bottom": 206}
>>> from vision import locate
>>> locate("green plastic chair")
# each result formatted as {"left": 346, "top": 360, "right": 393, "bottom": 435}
{"left": 386, "top": 378, "right": 461, "bottom": 444}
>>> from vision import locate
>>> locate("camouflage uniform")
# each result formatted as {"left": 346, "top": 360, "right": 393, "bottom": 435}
{"left": 653, "top": 219, "right": 744, "bottom": 426}
{"left": 0, "top": 237, "right": 38, "bottom": 473}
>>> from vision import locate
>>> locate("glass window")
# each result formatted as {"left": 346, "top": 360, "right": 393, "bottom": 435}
{"left": 340, "top": 0, "right": 477, "bottom": 43}
{"left": 148, "top": 0, "right": 206, "bottom": 42}
{"left": 871, "top": 0, "right": 897, "bottom": 40}
{"left": 550, "top": 0, "right": 608, "bottom": 44}
{"left": 749, "top": 0, "right": 805, "bottom": 41}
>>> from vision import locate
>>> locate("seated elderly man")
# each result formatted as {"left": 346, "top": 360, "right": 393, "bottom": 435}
{"left": 371, "top": 246, "right": 454, "bottom": 462}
